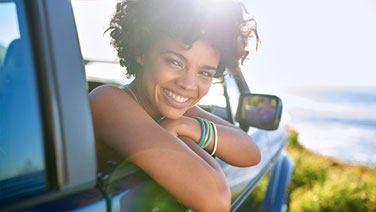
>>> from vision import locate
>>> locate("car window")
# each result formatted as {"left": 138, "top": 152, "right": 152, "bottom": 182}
{"left": 198, "top": 78, "right": 229, "bottom": 121}
{"left": 0, "top": 1, "right": 48, "bottom": 203}
{"left": 224, "top": 72, "right": 241, "bottom": 125}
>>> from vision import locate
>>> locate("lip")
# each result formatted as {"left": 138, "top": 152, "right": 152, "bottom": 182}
{"left": 161, "top": 88, "right": 192, "bottom": 109}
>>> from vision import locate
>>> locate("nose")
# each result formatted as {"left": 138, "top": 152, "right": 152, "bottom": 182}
{"left": 175, "top": 69, "right": 197, "bottom": 91}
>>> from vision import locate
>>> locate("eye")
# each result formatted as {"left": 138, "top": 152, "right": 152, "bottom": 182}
{"left": 199, "top": 71, "right": 214, "bottom": 79}
{"left": 164, "top": 58, "right": 182, "bottom": 68}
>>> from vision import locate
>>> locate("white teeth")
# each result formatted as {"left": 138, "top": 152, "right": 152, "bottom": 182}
{"left": 164, "top": 89, "right": 189, "bottom": 103}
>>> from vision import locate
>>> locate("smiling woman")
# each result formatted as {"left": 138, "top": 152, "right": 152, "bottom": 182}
{"left": 89, "top": 0, "right": 260, "bottom": 211}
{"left": 133, "top": 38, "right": 219, "bottom": 120}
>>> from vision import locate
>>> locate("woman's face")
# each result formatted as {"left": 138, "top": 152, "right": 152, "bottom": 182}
{"left": 135, "top": 38, "right": 220, "bottom": 120}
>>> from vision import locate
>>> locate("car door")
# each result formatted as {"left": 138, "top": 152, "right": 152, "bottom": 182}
{"left": 0, "top": 0, "right": 100, "bottom": 211}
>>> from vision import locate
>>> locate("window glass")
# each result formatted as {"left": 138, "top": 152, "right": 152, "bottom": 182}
{"left": 224, "top": 73, "right": 241, "bottom": 124}
{"left": 0, "top": 1, "right": 48, "bottom": 202}
{"left": 198, "top": 78, "right": 228, "bottom": 120}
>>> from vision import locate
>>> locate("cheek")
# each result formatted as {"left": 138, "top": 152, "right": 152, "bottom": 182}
{"left": 142, "top": 66, "right": 166, "bottom": 87}
{"left": 147, "top": 62, "right": 173, "bottom": 83}
{"left": 199, "top": 82, "right": 212, "bottom": 98}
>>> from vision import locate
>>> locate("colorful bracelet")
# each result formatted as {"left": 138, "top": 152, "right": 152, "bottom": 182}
{"left": 201, "top": 119, "right": 210, "bottom": 147}
{"left": 202, "top": 120, "right": 213, "bottom": 149}
{"left": 195, "top": 117, "right": 206, "bottom": 146}
{"left": 210, "top": 122, "right": 218, "bottom": 156}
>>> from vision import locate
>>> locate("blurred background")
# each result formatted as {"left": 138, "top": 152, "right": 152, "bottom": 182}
{"left": 243, "top": 0, "right": 376, "bottom": 168}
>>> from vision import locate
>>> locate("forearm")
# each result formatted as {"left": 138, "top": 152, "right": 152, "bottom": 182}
{"left": 178, "top": 116, "right": 261, "bottom": 167}
{"left": 179, "top": 136, "right": 225, "bottom": 175}
{"left": 159, "top": 114, "right": 260, "bottom": 167}
{"left": 201, "top": 124, "right": 261, "bottom": 167}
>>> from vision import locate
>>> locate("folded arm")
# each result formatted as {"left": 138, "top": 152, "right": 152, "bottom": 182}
{"left": 160, "top": 105, "right": 261, "bottom": 167}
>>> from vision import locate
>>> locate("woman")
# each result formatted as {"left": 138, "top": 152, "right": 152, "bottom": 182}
{"left": 90, "top": 0, "right": 261, "bottom": 211}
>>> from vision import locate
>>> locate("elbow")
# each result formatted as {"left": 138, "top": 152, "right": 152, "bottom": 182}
{"left": 242, "top": 145, "right": 261, "bottom": 167}
{"left": 209, "top": 197, "right": 231, "bottom": 212}
{"left": 201, "top": 183, "right": 231, "bottom": 212}
{"left": 215, "top": 182, "right": 231, "bottom": 212}
{"left": 252, "top": 146, "right": 261, "bottom": 165}
{"left": 193, "top": 175, "right": 231, "bottom": 212}
{"left": 241, "top": 138, "right": 262, "bottom": 167}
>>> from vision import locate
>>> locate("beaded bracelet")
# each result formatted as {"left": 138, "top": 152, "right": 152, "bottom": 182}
{"left": 210, "top": 121, "right": 218, "bottom": 156}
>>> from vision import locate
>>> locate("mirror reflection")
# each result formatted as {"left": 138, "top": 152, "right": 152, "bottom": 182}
{"left": 239, "top": 95, "right": 279, "bottom": 130}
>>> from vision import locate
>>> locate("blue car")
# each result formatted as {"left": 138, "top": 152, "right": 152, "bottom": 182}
{"left": 0, "top": 0, "right": 294, "bottom": 211}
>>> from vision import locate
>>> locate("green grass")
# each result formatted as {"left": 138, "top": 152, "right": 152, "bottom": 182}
{"left": 287, "top": 127, "right": 376, "bottom": 211}
{"left": 245, "top": 127, "right": 376, "bottom": 211}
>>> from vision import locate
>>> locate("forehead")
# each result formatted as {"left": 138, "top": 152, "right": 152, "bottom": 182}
{"left": 147, "top": 37, "right": 220, "bottom": 64}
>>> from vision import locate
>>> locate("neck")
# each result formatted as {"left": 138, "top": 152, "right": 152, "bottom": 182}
{"left": 129, "top": 81, "right": 163, "bottom": 122}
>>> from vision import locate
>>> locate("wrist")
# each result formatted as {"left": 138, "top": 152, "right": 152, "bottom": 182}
{"left": 178, "top": 116, "right": 202, "bottom": 143}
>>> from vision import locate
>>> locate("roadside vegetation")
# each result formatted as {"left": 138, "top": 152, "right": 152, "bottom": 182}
{"left": 246, "top": 127, "right": 376, "bottom": 211}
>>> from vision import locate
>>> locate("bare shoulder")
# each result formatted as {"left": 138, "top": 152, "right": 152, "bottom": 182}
{"left": 89, "top": 84, "right": 128, "bottom": 101}
{"left": 89, "top": 84, "right": 137, "bottom": 111}
{"left": 88, "top": 84, "right": 147, "bottom": 139}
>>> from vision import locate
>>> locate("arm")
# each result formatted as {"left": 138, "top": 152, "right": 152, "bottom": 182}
{"left": 178, "top": 136, "right": 223, "bottom": 173}
{"left": 90, "top": 85, "right": 231, "bottom": 212}
{"left": 161, "top": 105, "right": 261, "bottom": 167}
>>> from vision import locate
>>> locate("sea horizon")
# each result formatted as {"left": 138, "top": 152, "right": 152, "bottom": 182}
{"left": 280, "top": 85, "right": 376, "bottom": 167}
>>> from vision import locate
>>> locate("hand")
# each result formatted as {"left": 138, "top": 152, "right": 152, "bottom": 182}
{"left": 158, "top": 117, "right": 182, "bottom": 137}
{"left": 158, "top": 116, "right": 201, "bottom": 142}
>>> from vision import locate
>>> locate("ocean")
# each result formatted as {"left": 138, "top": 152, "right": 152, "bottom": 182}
{"left": 281, "top": 86, "right": 376, "bottom": 167}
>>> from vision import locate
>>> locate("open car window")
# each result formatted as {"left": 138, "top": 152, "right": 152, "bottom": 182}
{"left": 197, "top": 78, "right": 228, "bottom": 121}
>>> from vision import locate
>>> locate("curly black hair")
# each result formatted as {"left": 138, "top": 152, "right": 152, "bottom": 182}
{"left": 106, "top": 0, "right": 259, "bottom": 78}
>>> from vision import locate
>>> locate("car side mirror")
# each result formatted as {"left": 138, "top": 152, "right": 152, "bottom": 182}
{"left": 236, "top": 94, "right": 283, "bottom": 130}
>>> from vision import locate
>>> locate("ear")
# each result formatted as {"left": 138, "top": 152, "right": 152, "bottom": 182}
{"left": 136, "top": 55, "right": 144, "bottom": 65}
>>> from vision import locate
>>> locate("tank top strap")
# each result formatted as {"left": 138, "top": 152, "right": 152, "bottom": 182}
{"left": 121, "top": 84, "right": 139, "bottom": 104}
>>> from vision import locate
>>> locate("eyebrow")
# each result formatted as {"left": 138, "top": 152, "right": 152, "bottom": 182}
{"left": 161, "top": 50, "right": 218, "bottom": 71}
{"left": 201, "top": 65, "right": 218, "bottom": 71}
{"left": 161, "top": 50, "right": 187, "bottom": 62}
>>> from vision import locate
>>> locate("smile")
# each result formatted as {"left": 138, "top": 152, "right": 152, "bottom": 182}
{"left": 162, "top": 88, "right": 189, "bottom": 103}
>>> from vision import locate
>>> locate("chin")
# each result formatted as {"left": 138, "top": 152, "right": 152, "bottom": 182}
{"left": 161, "top": 109, "right": 186, "bottom": 120}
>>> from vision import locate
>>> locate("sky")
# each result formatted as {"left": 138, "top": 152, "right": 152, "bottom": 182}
{"left": 242, "top": 0, "right": 376, "bottom": 93}
{"left": 0, "top": 2, "right": 19, "bottom": 47}
{"left": 238, "top": 0, "right": 376, "bottom": 165}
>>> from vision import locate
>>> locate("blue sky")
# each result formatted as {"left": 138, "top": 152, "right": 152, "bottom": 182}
{"left": 0, "top": 2, "right": 19, "bottom": 47}
{"left": 243, "top": 0, "right": 376, "bottom": 93}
